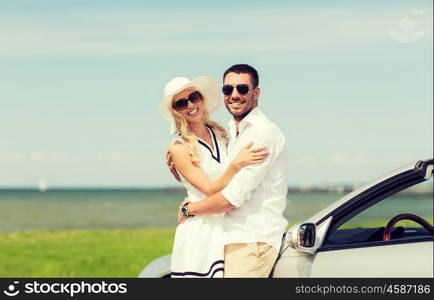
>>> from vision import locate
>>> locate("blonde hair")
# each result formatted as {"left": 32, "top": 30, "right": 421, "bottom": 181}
{"left": 171, "top": 92, "right": 228, "bottom": 165}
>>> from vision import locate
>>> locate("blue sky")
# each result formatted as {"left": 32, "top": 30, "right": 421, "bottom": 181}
{"left": 1, "top": 0, "right": 432, "bottom": 188}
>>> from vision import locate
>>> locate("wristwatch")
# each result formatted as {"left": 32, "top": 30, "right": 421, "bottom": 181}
{"left": 181, "top": 202, "right": 192, "bottom": 217}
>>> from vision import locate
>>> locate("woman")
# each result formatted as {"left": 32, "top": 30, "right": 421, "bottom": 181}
{"left": 159, "top": 76, "right": 268, "bottom": 278}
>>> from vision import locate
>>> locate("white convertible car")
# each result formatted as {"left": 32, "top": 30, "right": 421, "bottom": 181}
{"left": 139, "top": 158, "right": 433, "bottom": 278}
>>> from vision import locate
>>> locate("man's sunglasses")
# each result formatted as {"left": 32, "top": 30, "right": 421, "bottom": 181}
{"left": 222, "top": 84, "right": 250, "bottom": 96}
{"left": 172, "top": 91, "right": 202, "bottom": 111}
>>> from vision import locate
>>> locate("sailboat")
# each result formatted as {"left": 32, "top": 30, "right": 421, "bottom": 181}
{"left": 38, "top": 179, "right": 47, "bottom": 192}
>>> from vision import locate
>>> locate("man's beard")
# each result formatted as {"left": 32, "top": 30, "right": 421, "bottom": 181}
{"left": 226, "top": 96, "right": 254, "bottom": 121}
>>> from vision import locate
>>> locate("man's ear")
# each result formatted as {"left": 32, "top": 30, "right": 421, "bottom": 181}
{"left": 254, "top": 87, "right": 260, "bottom": 101}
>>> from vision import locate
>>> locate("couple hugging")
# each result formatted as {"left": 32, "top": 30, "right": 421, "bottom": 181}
{"left": 159, "top": 64, "right": 288, "bottom": 278}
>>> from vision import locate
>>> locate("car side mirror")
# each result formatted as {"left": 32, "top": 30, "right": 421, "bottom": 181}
{"left": 297, "top": 223, "right": 316, "bottom": 248}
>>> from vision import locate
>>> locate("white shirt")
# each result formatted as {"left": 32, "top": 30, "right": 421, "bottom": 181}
{"left": 221, "top": 107, "right": 288, "bottom": 251}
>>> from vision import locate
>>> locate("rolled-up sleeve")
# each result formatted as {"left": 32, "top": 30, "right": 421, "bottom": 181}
{"left": 222, "top": 127, "right": 285, "bottom": 208}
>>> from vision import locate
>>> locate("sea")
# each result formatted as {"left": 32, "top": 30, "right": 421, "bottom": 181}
{"left": 0, "top": 188, "right": 432, "bottom": 232}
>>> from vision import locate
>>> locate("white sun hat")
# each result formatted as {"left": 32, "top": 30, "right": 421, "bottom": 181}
{"left": 159, "top": 76, "right": 221, "bottom": 134}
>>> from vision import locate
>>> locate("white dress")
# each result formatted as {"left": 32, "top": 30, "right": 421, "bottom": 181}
{"left": 170, "top": 125, "right": 227, "bottom": 278}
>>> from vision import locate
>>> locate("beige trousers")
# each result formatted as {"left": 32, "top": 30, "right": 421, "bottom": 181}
{"left": 223, "top": 242, "right": 278, "bottom": 278}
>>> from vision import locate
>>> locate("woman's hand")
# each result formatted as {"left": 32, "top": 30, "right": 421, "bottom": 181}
{"left": 231, "top": 142, "right": 269, "bottom": 170}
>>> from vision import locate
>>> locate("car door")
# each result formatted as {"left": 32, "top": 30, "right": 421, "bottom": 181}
{"left": 311, "top": 169, "right": 433, "bottom": 277}
{"left": 310, "top": 241, "right": 433, "bottom": 277}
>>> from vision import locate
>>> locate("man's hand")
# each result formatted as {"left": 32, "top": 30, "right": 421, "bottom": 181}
{"left": 177, "top": 198, "right": 190, "bottom": 224}
{"left": 166, "top": 151, "right": 181, "bottom": 183}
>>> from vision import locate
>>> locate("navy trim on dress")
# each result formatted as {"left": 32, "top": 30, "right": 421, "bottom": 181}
{"left": 210, "top": 267, "right": 224, "bottom": 278}
{"left": 171, "top": 260, "right": 224, "bottom": 278}
{"left": 197, "top": 125, "right": 220, "bottom": 163}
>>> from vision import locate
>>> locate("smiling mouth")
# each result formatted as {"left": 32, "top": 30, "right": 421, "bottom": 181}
{"left": 228, "top": 101, "right": 245, "bottom": 108}
{"left": 187, "top": 108, "right": 198, "bottom": 116}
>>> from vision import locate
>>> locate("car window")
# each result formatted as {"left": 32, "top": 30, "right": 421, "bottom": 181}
{"left": 325, "top": 175, "right": 433, "bottom": 246}
{"left": 340, "top": 176, "right": 433, "bottom": 229}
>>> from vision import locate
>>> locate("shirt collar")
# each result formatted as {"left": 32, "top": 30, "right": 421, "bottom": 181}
{"left": 228, "top": 107, "right": 262, "bottom": 134}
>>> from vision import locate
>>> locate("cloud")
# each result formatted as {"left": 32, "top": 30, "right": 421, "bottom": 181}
{"left": 30, "top": 152, "right": 71, "bottom": 162}
{"left": 290, "top": 154, "right": 370, "bottom": 166}
{"left": 0, "top": 152, "right": 130, "bottom": 162}
{"left": 290, "top": 153, "right": 421, "bottom": 167}
{"left": 292, "top": 154, "right": 319, "bottom": 164}
{"left": 1, "top": 5, "right": 431, "bottom": 56}
{"left": 0, "top": 152, "right": 23, "bottom": 161}
{"left": 96, "top": 152, "right": 130, "bottom": 162}
{"left": 330, "top": 154, "right": 370, "bottom": 165}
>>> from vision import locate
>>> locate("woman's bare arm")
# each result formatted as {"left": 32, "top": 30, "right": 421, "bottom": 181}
{"left": 168, "top": 142, "right": 267, "bottom": 196}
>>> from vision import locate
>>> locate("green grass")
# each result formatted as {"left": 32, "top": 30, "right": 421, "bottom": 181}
{"left": 0, "top": 228, "right": 175, "bottom": 278}
{"left": 1, "top": 218, "right": 432, "bottom": 277}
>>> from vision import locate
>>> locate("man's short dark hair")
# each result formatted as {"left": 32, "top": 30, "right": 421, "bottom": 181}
{"left": 223, "top": 64, "right": 259, "bottom": 88}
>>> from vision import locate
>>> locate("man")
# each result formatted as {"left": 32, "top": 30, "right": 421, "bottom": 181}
{"left": 177, "top": 64, "right": 288, "bottom": 277}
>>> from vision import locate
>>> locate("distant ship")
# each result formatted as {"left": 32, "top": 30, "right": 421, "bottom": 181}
{"left": 38, "top": 179, "right": 47, "bottom": 192}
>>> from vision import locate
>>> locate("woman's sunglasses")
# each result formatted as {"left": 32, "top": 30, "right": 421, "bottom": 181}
{"left": 172, "top": 91, "right": 202, "bottom": 111}
{"left": 222, "top": 84, "right": 249, "bottom": 96}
